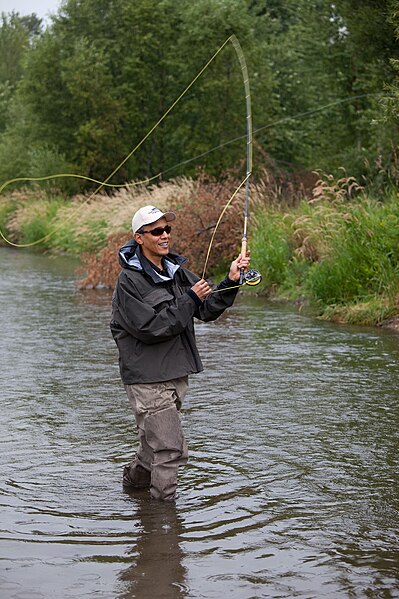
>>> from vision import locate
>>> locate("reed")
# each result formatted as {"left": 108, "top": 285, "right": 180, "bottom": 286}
{"left": 0, "top": 182, "right": 173, "bottom": 254}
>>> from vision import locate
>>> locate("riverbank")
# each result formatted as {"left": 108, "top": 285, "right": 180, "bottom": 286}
{"left": 1, "top": 172, "right": 398, "bottom": 329}
{"left": 251, "top": 174, "right": 399, "bottom": 329}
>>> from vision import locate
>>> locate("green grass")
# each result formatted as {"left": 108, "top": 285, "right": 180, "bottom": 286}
{"left": 251, "top": 212, "right": 292, "bottom": 287}
{"left": 250, "top": 190, "right": 399, "bottom": 325}
{"left": 2, "top": 178, "right": 399, "bottom": 327}
{"left": 18, "top": 197, "right": 67, "bottom": 249}
{"left": 0, "top": 198, "right": 18, "bottom": 240}
{"left": 306, "top": 198, "right": 399, "bottom": 304}
{"left": 321, "top": 296, "right": 397, "bottom": 326}
{"left": 0, "top": 194, "right": 110, "bottom": 255}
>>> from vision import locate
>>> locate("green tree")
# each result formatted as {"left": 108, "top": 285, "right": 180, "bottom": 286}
{"left": 7, "top": 0, "right": 274, "bottom": 185}
{"left": 381, "top": 2, "right": 399, "bottom": 121}
{"left": 1, "top": 0, "right": 397, "bottom": 190}
{"left": 331, "top": 0, "right": 399, "bottom": 175}
{"left": 0, "top": 12, "right": 42, "bottom": 86}
{"left": 0, "top": 12, "right": 42, "bottom": 133}
{"left": 250, "top": 0, "right": 398, "bottom": 177}
{"left": 165, "top": 0, "right": 275, "bottom": 177}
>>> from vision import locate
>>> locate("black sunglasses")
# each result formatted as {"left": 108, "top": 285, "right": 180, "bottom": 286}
{"left": 137, "top": 224, "right": 172, "bottom": 237}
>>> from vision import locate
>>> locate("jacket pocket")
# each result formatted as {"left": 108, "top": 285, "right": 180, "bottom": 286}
{"left": 143, "top": 288, "right": 174, "bottom": 309}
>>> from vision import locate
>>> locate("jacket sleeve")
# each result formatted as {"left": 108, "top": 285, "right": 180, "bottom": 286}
{"left": 114, "top": 272, "right": 198, "bottom": 344}
{"left": 194, "top": 276, "right": 239, "bottom": 322}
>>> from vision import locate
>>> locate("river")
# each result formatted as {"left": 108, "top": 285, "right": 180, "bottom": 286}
{"left": 0, "top": 248, "right": 398, "bottom": 599}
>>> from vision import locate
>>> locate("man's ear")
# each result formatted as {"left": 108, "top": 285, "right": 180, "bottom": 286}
{"left": 134, "top": 232, "right": 142, "bottom": 245}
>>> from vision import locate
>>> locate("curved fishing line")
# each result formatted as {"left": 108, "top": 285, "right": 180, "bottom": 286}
{"left": 1, "top": 43, "right": 390, "bottom": 249}
{"left": 201, "top": 173, "right": 249, "bottom": 279}
{"left": 0, "top": 172, "right": 162, "bottom": 196}
{"left": 0, "top": 171, "right": 162, "bottom": 248}
{"left": 0, "top": 36, "right": 234, "bottom": 248}
{"left": 3, "top": 92, "right": 381, "bottom": 192}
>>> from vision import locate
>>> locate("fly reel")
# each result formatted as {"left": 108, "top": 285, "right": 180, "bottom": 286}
{"left": 243, "top": 269, "right": 262, "bottom": 286}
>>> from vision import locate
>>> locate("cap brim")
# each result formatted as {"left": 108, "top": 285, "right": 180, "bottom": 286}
{"left": 142, "top": 211, "right": 176, "bottom": 227}
{"left": 162, "top": 211, "right": 176, "bottom": 222}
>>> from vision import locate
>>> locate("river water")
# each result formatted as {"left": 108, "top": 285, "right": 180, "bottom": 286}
{"left": 0, "top": 248, "right": 398, "bottom": 599}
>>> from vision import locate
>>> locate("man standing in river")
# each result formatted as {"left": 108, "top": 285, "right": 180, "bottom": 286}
{"left": 110, "top": 205, "right": 250, "bottom": 501}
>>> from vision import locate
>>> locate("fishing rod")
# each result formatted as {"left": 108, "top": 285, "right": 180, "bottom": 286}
{"left": 229, "top": 36, "right": 262, "bottom": 288}
{"left": 200, "top": 36, "right": 262, "bottom": 292}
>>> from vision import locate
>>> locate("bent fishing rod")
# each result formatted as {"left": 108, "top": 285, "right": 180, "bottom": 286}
{"left": 208, "top": 34, "right": 262, "bottom": 286}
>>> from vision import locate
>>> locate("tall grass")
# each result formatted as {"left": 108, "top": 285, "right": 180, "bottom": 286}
{"left": 306, "top": 198, "right": 399, "bottom": 305}
{"left": 250, "top": 173, "right": 399, "bottom": 324}
{"left": 0, "top": 183, "right": 173, "bottom": 254}
{"left": 2, "top": 171, "right": 398, "bottom": 326}
{"left": 250, "top": 213, "right": 291, "bottom": 287}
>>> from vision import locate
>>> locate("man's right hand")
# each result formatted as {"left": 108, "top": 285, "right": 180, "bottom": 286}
{"left": 191, "top": 279, "right": 212, "bottom": 301}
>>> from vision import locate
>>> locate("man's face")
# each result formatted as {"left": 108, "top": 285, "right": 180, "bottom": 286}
{"left": 134, "top": 216, "right": 171, "bottom": 264}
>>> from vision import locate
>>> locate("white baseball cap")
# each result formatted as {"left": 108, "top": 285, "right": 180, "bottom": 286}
{"left": 132, "top": 205, "right": 176, "bottom": 234}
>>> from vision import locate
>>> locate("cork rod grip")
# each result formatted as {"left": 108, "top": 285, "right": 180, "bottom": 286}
{"left": 239, "top": 236, "right": 247, "bottom": 284}
{"left": 241, "top": 236, "right": 247, "bottom": 260}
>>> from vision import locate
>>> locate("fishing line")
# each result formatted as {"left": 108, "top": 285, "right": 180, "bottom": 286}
{"left": 1, "top": 92, "right": 388, "bottom": 201}
{"left": 0, "top": 34, "right": 391, "bottom": 258}
{"left": 0, "top": 33, "right": 262, "bottom": 288}
{"left": 0, "top": 172, "right": 162, "bottom": 195}
{"left": 0, "top": 36, "right": 234, "bottom": 248}
{"left": 159, "top": 92, "right": 393, "bottom": 177}
{"left": 201, "top": 173, "right": 249, "bottom": 280}
{"left": 0, "top": 171, "right": 161, "bottom": 248}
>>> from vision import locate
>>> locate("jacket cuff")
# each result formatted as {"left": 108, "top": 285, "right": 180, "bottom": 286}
{"left": 186, "top": 289, "right": 203, "bottom": 306}
{"left": 226, "top": 276, "right": 239, "bottom": 286}
{"left": 219, "top": 275, "right": 240, "bottom": 289}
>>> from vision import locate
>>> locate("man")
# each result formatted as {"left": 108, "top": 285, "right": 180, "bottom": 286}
{"left": 110, "top": 205, "right": 250, "bottom": 501}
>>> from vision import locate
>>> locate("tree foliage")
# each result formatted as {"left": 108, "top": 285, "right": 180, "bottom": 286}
{"left": 381, "top": 2, "right": 399, "bottom": 133}
{"left": 0, "top": 1, "right": 398, "bottom": 190}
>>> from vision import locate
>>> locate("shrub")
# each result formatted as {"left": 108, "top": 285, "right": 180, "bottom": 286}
{"left": 250, "top": 212, "right": 291, "bottom": 287}
{"left": 307, "top": 198, "right": 399, "bottom": 305}
{"left": 168, "top": 172, "right": 244, "bottom": 276}
{"left": 77, "top": 231, "right": 131, "bottom": 289}
{"left": 78, "top": 172, "right": 245, "bottom": 288}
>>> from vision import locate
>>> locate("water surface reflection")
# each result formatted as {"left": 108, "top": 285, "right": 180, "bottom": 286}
{"left": 119, "top": 498, "right": 186, "bottom": 599}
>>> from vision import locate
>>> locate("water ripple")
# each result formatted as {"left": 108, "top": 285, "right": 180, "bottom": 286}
{"left": 1, "top": 249, "right": 399, "bottom": 598}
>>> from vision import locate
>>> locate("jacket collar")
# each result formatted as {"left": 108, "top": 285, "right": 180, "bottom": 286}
{"left": 118, "top": 239, "right": 186, "bottom": 284}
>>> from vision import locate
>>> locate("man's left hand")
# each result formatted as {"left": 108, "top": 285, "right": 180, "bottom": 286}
{"left": 228, "top": 252, "right": 251, "bottom": 282}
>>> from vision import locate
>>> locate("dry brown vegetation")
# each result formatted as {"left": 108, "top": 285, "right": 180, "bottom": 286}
{"left": 77, "top": 173, "right": 244, "bottom": 287}
{"left": 77, "top": 169, "right": 309, "bottom": 289}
